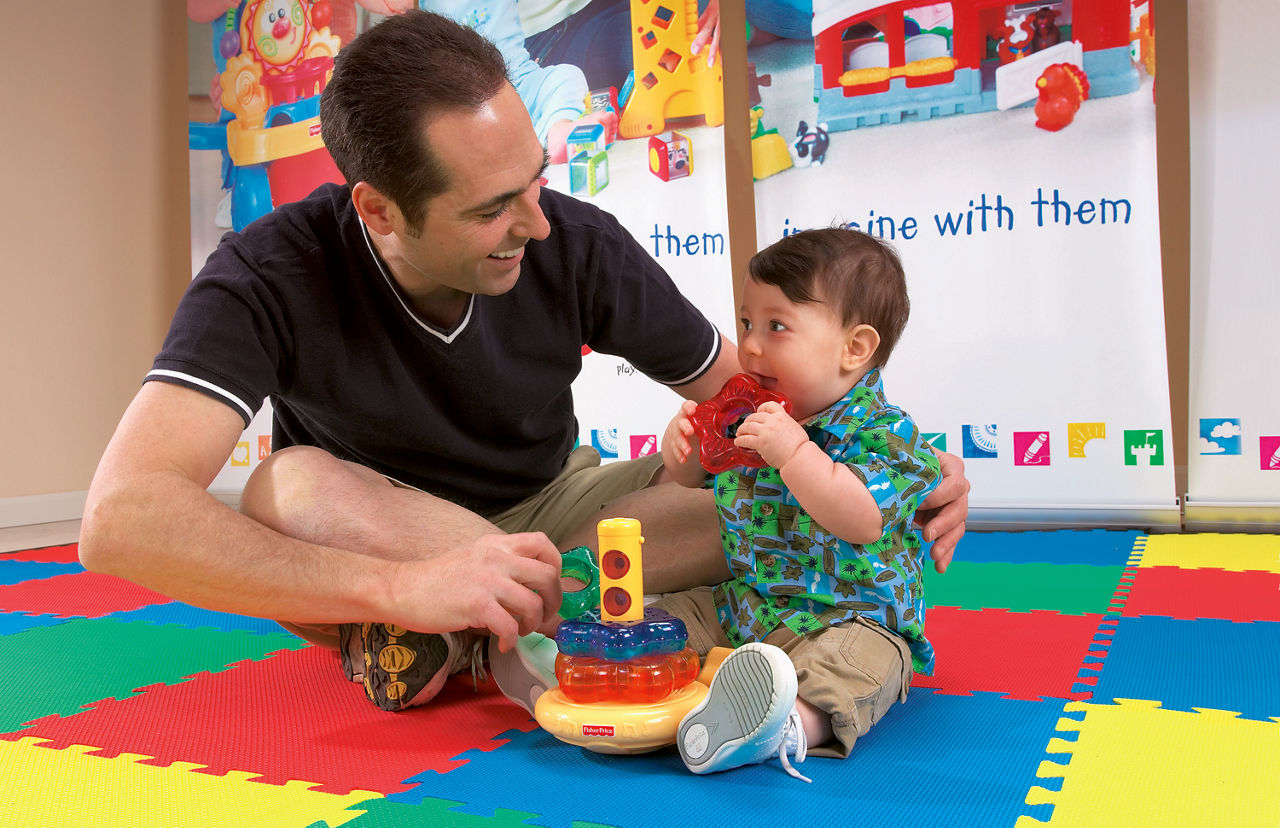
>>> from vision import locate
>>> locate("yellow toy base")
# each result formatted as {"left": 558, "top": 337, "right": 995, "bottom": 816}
{"left": 534, "top": 682, "right": 710, "bottom": 755}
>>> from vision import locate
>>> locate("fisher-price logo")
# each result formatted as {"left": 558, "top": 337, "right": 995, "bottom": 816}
{"left": 309, "top": 123, "right": 323, "bottom": 137}
{"left": 582, "top": 725, "right": 615, "bottom": 737}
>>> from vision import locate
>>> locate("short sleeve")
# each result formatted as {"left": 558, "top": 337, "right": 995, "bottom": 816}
{"left": 838, "top": 413, "right": 941, "bottom": 528}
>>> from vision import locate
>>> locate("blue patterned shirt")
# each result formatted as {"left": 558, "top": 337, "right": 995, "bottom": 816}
{"left": 709, "top": 370, "right": 941, "bottom": 673}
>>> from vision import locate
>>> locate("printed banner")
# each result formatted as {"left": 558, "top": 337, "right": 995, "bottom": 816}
{"left": 187, "top": 0, "right": 362, "bottom": 491}
{"left": 1185, "top": 0, "right": 1280, "bottom": 522}
{"left": 188, "top": 1, "right": 734, "bottom": 491}
{"left": 532, "top": 1, "right": 736, "bottom": 460}
{"left": 746, "top": 1, "right": 1176, "bottom": 520}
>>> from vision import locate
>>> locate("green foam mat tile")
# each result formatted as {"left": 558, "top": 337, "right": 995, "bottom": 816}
{"left": 923, "top": 561, "right": 1126, "bottom": 615}
{"left": 0, "top": 616, "right": 305, "bottom": 733}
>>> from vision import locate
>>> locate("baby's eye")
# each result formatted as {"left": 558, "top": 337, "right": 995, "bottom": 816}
{"left": 740, "top": 318, "right": 752, "bottom": 331}
{"left": 769, "top": 320, "right": 787, "bottom": 332}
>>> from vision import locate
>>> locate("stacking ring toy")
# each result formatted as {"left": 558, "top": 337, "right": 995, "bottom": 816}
{"left": 690, "top": 373, "right": 791, "bottom": 473}
{"left": 558, "top": 546, "right": 600, "bottom": 620}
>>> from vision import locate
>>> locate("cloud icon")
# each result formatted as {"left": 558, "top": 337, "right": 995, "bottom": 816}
{"left": 1210, "top": 421, "right": 1242, "bottom": 439}
{"left": 1199, "top": 437, "right": 1225, "bottom": 454}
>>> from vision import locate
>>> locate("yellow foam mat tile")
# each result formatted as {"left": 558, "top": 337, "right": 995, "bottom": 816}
{"left": 0, "top": 737, "right": 382, "bottom": 828}
{"left": 1135, "top": 533, "right": 1280, "bottom": 573}
{"left": 1016, "top": 699, "right": 1280, "bottom": 828}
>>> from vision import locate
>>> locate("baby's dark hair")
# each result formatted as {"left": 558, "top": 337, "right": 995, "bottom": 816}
{"left": 747, "top": 227, "right": 911, "bottom": 368}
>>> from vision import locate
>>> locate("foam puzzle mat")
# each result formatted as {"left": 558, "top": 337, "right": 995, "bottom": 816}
{"left": 1, "top": 533, "right": 1276, "bottom": 827}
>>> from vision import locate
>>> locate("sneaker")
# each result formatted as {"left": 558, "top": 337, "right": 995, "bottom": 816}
{"left": 359, "top": 623, "right": 486, "bottom": 712}
{"left": 677, "top": 642, "right": 811, "bottom": 782}
{"left": 339, "top": 622, "right": 363, "bottom": 681}
{"left": 488, "top": 632, "right": 559, "bottom": 714}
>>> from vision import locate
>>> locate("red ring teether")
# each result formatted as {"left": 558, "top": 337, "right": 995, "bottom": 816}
{"left": 690, "top": 373, "right": 792, "bottom": 473}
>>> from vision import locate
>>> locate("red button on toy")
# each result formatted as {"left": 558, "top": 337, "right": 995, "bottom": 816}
{"left": 690, "top": 373, "right": 792, "bottom": 473}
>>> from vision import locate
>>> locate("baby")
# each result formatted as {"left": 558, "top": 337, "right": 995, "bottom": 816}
{"left": 658, "top": 227, "right": 941, "bottom": 781}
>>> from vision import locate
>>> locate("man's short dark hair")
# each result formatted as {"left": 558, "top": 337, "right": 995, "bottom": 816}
{"left": 320, "top": 10, "right": 510, "bottom": 231}
{"left": 747, "top": 228, "right": 912, "bottom": 368}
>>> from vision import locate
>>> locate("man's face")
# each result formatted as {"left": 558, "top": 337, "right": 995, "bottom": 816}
{"left": 391, "top": 84, "right": 551, "bottom": 301}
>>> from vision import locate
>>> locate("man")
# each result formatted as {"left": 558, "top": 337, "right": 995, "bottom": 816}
{"left": 80, "top": 10, "right": 968, "bottom": 714}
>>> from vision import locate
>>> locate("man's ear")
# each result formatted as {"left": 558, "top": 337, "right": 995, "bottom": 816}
{"left": 351, "top": 182, "right": 397, "bottom": 235}
{"left": 844, "top": 323, "right": 881, "bottom": 371}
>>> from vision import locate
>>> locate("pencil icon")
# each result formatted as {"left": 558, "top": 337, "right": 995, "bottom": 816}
{"left": 1023, "top": 433, "right": 1048, "bottom": 464}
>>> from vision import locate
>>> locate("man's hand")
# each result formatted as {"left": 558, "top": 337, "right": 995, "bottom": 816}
{"left": 915, "top": 451, "right": 969, "bottom": 573}
{"left": 390, "top": 532, "right": 562, "bottom": 654}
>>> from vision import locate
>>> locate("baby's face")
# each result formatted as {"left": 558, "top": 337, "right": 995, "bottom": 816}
{"left": 736, "top": 278, "right": 860, "bottom": 421}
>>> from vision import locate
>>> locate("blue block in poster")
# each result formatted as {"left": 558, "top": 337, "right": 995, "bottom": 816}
{"left": 569, "top": 150, "right": 609, "bottom": 196}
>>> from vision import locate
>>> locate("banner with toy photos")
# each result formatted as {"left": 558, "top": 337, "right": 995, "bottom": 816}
{"left": 528, "top": 1, "right": 737, "bottom": 465}
{"left": 186, "top": 0, "right": 366, "bottom": 493}
{"left": 187, "top": 1, "right": 736, "bottom": 492}
{"left": 744, "top": 1, "right": 1177, "bottom": 522}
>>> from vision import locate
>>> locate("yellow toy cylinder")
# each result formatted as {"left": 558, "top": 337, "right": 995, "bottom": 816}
{"left": 597, "top": 518, "right": 645, "bottom": 622}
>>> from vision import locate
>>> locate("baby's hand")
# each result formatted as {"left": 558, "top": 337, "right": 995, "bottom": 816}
{"left": 734, "top": 401, "right": 806, "bottom": 469}
{"left": 690, "top": 0, "right": 721, "bottom": 67}
{"left": 661, "top": 400, "right": 700, "bottom": 466}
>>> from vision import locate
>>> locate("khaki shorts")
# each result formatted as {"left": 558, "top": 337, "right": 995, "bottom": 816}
{"left": 487, "top": 446, "right": 665, "bottom": 545}
{"left": 652, "top": 586, "right": 915, "bottom": 759}
{"left": 280, "top": 447, "right": 665, "bottom": 648}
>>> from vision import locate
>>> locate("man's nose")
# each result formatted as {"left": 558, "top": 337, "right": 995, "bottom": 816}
{"left": 514, "top": 187, "right": 550, "bottom": 241}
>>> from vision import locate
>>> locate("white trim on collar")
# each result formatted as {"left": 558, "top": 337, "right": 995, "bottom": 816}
{"left": 359, "top": 219, "right": 473, "bottom": 345}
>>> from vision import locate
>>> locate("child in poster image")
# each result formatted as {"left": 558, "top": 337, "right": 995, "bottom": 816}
{"left": 390, "top": 0, "right": 620, "bottom": 162}
{"left": 659, "top": 228, "right": 941, "bottom": 781}
{"left": 188, "top": 0, "right": 619, "bottom": 162}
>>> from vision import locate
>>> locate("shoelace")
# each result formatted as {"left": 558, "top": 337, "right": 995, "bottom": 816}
{"left": 778, "top": 708, "right": 812, "bottom": 783}
{"left": 455, "top": 633, "right": 489, "bottom": 689}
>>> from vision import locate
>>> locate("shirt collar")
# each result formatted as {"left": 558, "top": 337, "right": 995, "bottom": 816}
{"left": 805, "top": 369, "right": 887, "bottom": 439}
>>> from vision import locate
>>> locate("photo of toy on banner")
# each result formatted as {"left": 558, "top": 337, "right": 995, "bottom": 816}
{"left": 187, "top": 1, "right": 738, "bottom": 490}
{"left": 746, "top": 1, "right": 1172, "bottom": 516}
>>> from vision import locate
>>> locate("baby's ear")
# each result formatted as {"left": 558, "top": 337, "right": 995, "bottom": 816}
{"left": 844, "top": 323, "right": 880, "bottom": 371}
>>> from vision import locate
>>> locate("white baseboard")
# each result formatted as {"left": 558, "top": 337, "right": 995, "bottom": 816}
{"left": 967, "top": 502, "right": 1184, "bottom": 532}
{"left": 1184, "top": 500, "right": 1280, "bottom": 532}
{"left": 0, "top": 491, "right": 88, "bottom": 529}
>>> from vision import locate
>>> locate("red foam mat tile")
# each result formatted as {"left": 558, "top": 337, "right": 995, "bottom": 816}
{"left": 3, "top": 544, "right": 80, "bottom": 564}
{"left": 0, "top": 570, "right": 170, "bottom": 617}
{"left": 1121, "top": 566, "right": 1280, "bottom": 623}
{"left": 913, "top": 607, "right": 1105, "bottom": 701}
{"left": 3, "top": 645, "right": 535, "bottom": 796}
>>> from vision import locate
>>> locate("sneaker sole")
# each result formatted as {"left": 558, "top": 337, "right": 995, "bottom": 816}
{"left": 677, "top": 643, "right": 797, "bottom": 774}
{"left": 362, "top": 623, "right": 449, "bottom": 711}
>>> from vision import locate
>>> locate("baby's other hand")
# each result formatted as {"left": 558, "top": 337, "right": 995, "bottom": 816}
{"left": 735, "top": 401, "right": 806, "bottom": 468}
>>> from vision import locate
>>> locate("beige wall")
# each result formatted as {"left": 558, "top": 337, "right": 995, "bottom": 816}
{"left": 0, "top": 4, "right": 190, "bottom": 502}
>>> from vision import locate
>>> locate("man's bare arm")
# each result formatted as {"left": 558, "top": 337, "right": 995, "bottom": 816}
{"left": 79, "top": 382, "right": 560, "bottom": 649}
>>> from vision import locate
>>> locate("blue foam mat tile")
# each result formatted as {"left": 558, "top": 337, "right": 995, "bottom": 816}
{"left": 391, "top": 690, "right": 1065, "bottom": 828}
{"left": 0, "top": 611, "right": 72, "bottom": 637}
{"left": 0, "top": 560, "right": 84, "bottom": 586}
{"left": 1087, "top": 616, "right": 1280, "bottom": 721}
{"left": 925, "top": 529, "right": 1140, "bottom": 567}
{"left": 103, "top": 601, "right": 294, "bottom": 636}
